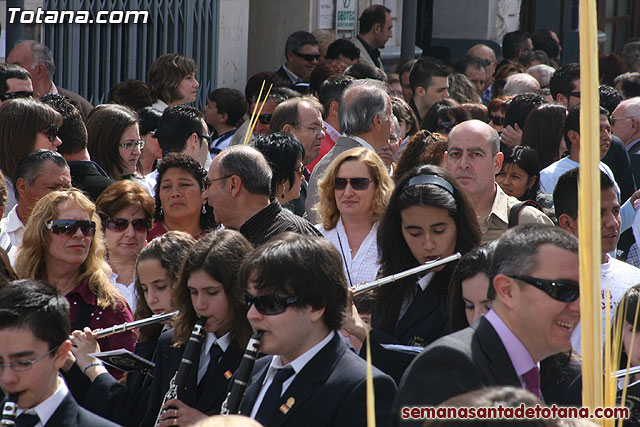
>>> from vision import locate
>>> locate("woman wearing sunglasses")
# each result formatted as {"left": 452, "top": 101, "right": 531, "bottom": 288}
{"left": 96, "top": 180, "right": 155, "bottom": 312}
{"left": 15, "top": 188, "right": 136, "bottom": 359}
{"left": 316, "top": 147, "right": 393, "bottom": 288}
{"left": 421, "top": 98, "right": 470, "bottom": 135}
{"left": 63, "top": 231, "right": 196, "bottom": 427}
{"left": 343, "top": 165, "right": 481, "bottom": 383}
{"left": 149, "top": 153, "right": 215, "bottom": 242}
{"left": 0, "top": 98, "right": 63, "bottom": 215}
{"left": 87, "top": 104, "right": 145, "bottom": 181}
{"left": 143, "top": 229, "right": 253, "bottom": 426}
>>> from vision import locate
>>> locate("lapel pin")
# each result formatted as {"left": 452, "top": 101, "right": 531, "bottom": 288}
{"left": 224, "top": 370, "right": 233, "bottom": 379}
{"left": 279, "top": 397, "right": 295, "bottom": 414}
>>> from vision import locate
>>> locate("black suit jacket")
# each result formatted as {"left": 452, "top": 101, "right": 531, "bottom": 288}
{"left": 141, "top": 329, "right": 243, "bottom": 426}
{"left": 67, "top": 161, "right": 116, "bottom": 202}
{"left": 627, "top": 138, "right": 640, "bottom": 190}
{"left": 238, "top": 333, "right": 396, "bottom": 427}
{"left": 16, "top": 392, "right": 119, "bottom": 427}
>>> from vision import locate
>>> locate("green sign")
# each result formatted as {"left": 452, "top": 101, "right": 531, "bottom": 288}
{"left": 336, "top": 0, "right": 357, "bottom": 30}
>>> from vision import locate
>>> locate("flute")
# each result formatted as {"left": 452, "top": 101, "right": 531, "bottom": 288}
{"left": 1, "top": 394, "right": 18, "bottom": 426}
{"left": 93, "top": 311, "right": 179, "bottom": 338}
{"left": 220, "top": 330, "right": 263, "bottom": 415}
{"left": 352, "top": 253, "right": 462, "bottom": 296}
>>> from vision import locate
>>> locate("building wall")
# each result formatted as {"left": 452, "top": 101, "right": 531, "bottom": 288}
{"left": 217, "top": 0, "right": 249, "bottom": 90}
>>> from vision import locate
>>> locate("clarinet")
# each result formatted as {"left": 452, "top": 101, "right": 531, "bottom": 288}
{"left": 154, "top": 317, "right": 206, "bottom": 426}
{"left": 220, "top": 330, "right": 263, "bottom": 415}
{"left": 1, "top": 394, "right": 18, "bottom": 426}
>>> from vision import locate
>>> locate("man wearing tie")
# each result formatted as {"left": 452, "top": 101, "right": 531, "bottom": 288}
{"left": 238, "top": 233, "right": 396, "bottom": 427}
{"left": 394, "top": 225, "right": 581, "bottom": 425}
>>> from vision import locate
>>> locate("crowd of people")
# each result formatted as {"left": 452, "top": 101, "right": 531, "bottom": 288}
{"left": 3, "top": 4, "right": 640, "bottom": 427}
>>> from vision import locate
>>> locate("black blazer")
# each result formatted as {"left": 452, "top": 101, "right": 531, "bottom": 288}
{"left": 238, "top": 333, "right": 397, "bottom": 427}
{"left": 141, "top": 329, "right": 243, "bottom": 426}
{"left": 67, "top": 160, "right": 116, "bottom": 202}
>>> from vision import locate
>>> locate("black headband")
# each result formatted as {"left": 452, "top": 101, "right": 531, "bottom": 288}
{"left": 403, "top": 174, "right": 455, "bottom": 196}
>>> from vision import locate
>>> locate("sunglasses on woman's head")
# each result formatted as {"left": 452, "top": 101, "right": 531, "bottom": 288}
{"left": 334, "top": 177, "right": 374, "bottom": 191}
{"left": 46, "top": 219, "right": 96, "bottom": 237}
{"left": 105, "top": 217, "right": 150, "bottom": 233}
{"left": 40, "top": 124, "right": 59, "bottom": 142}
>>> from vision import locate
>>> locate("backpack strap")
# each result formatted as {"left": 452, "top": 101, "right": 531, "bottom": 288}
{"left": 508, "top": 200, "right": 544, "bottom": 228}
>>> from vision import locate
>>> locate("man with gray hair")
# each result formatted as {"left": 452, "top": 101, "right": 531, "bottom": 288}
{"left": 503, "top": 73, "right": 541, "bottom": 96}
{"left": 0, "top": 150, "right": 71, "bottom": 264}
{"left": 526, "top": 64, "right": 556, "bottom": 89}
{"left": 7, "top": 40, "right": 93, "bottom": 118}
{"left": 611, "top": 97, "right": 640, "bottom": 185}
{"left": 306, "top": 79, "right": 392, "bottom": 222}
{"left": 444, "top": 120, "right": 551, "bottom": 243}
{"left": 204, "top": 145, "right": 319, "bottom": 247}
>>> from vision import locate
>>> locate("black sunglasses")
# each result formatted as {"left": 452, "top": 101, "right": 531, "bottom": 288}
{"left": 293, "top": 51, "right": 321, "bottom": 62}
{"left": 489, "top": 115, "right": 505, "bottom": 126}
{"left": 105, "top": 217, "right": 150, "bottom": 233}
{"left": 509, "top": 275, "right": 579, "bottom": 303}
{"left": 40, "top": 124, "right": 59, "bottom": 142}
{"left": 245, "top": 292, "right": 298, "bottom": 315}
{"left": 46, "top": 219, "right": 96, "bottom": 237}
{"left": 437, "top": 121, "right": 455, "bottom": 134}
{"left": 334, "top": 177, "right": 374, "bottom": 191}
{"left": 568, "top": 91, "right": 581, "bottom": 99}
{"left": 197, "top": 134, "right": 212, "bottom": 143}
{"left": 0, "top": 91, "right": 33, "bottom": 101}
{"left": 257, "top": 114, "right": 272, "bottom": 125}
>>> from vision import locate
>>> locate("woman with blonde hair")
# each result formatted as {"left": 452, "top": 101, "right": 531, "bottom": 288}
{"left": 316, "top": 147, "right": 393, "bottom": 287}
{"left": 15, "top": 188, "right": 135, "bottom": 358}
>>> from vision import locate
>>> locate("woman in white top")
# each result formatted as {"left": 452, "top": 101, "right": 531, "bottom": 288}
{"left": 316, "top": 147, "right": 393, "bottom": 287}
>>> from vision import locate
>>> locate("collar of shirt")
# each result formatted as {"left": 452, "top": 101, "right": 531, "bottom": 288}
{"left": 17, "top": 376, "right": 68, "bottom": 426}
{"left": 151, "top": 99, "right": 169, "bottom": 111}
{"left": 67, "top": 279, "right": 97, "bottom": 306}
{"left": 323, "top": 121, "right": 340, "bottom": 143}
{"left": 626, "top": 137, "right": 640, "bottom": 152}
{"left": 211, "top": 129, "right": 236, "bottom": 148}
{"left": 3, "top": 205, "right": 24, "bottom": 234}
{"left": 484, "top": 183, "right": 508, "bottom": 228}
{"left": 356, "top": 35, "right": 381, "bottom": 64}
{"left": 485, "top": 310, "right": 538, "bottom": 380}
{"left": 203, "top": 330, "right": 231, "bottom": 354}
{"left": 282, "top": 63, "right": 302, "bottom": 84}
{"left": 417, "top": 271, "right": 435, "bottom": 292}
{"left": 49, "top": 81, "right": 59, "bottom": 95}
{"left": 346, "top": 135, "right": 376, "bottom": 152}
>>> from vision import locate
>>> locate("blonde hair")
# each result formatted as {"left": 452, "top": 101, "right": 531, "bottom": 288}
{"left": 317, "top": 147, "right": 393, "bottom": 230}
{"left": 15, "top": 188, "right": 124, "bottom": 309}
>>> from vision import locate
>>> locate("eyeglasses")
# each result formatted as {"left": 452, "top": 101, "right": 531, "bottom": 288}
{"left": 0, "top": 91, "right": 34, "bottom": 101}
{"left": 118, "top": 140, "right": 145, "bottom": 150}
{"left": 203, "top": 175, "right": 231, "bottom": 190}
{"left": 611, "top": 116, "right": 635, "bottom": 125}
{"left": 436, "top": 121, "right": 455, "bottom": 134}
{"left": 568, "top": 91, "right": 581, "bottom": 99}
{"left": 197, "top": 134, "right": 212, "bottom": 143}
{"left": 40, "top": 124, "right": 59, "bottom": 142}
{"left": 293, "top": 51, "right": 321, "bottom": 62}
{"left": 0, "top": 345, "right": 59, "bottom": 372}
{"left": 334, "top": 177, "right": 374, "bottom": 191}
{"left": 509, "top": 275, "right": 579, "bottom": 303}
{"left": 46, "top": 219, "right": 96, "bottom": 237}
{"left": 245, "top": 292, "right": 299, "bottom": 315}
{"left": 105, "top": 217, "right": 150, "bottom": 233}
{"left": 489, "top": 115, "right": 505, "bottom": 126}
{"left": 257, "top": 114, "right": 272, "bottom": 125}
{"left": 299, "top": 124, "right": 326, "bottom": 134}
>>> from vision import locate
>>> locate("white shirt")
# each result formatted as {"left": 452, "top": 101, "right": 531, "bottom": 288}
{"left": 144, "top": 169, "right": 159, "bottom": 197}
{"left": 151, "top": 99, "right": 169, "bottom": 112}
{"left": 197, "top": 331, "right": 231, "bottom": 384}
{"left": 346, "top": 135, "right": 375, "bottom": 153}
{"left": 110, "top": 272, "right": 137, "bottom": 313}
{"left": 3, "top": 177, "right": 16, "bottom": 218}
{"left": 17, "top": 376, "right": 68, "bottom": 427}
{"left": 0, "top": 205, "right": 24, "bottom": 266}
{"left": 397, "top": 272, "right": 435, "bottom": 322}
{"left": 316, "top": 219, "right": 380, "bottom": 288}
{"left": 250, "top": 331, "right": 335, "bottom": 419}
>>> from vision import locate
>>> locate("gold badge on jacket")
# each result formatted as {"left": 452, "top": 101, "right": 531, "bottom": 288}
{"left": 279, "top": 397, "right": 295, "bottom": 414}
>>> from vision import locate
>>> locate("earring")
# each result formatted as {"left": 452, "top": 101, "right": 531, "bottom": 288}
{"left": 159, "top": 207, "right": 163, "bottom": 216}
{"left": 281, "top": 192, "right": 285, "bottom": 199}
{"left": 202, "top": 205, "right": 207, "bottom": 214}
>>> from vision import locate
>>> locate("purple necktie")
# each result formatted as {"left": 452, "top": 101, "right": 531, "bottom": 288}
{"left": 522, "top": 366, "right": 541, "bottom": 398}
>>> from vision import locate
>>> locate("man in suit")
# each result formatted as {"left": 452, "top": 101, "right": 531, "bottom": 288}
{"left": 393, "top": 225, "right": 580, "bottom": 425}
{"left": 7, "top": 41, "right": 93, "bottom": 119}
{"left": 275, "top": 31, "right": 320, "bottom": 93}
{"left": 611, "top": 97, "right": 640, "bottom": 186}
{"left": 238, "top": 233, "right": 396, "bottom": 426}
{"left": 0, "top": 279, "right": 116, "bottom": 426}
{"left": 306, "top": 79, "right": 392, "bottom": 223}
{"left": 351, "top": 5, "right": 392, "bottom": 72}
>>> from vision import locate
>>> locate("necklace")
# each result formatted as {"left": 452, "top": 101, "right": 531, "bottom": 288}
{"left": 336, "top": 228, "right": 354, "bottom": 288}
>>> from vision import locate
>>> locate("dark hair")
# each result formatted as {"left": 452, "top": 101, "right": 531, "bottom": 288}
{"left": 270, "top": 97, "right": 323, "bottom": 132}
{"left": 614, "top": 284, "right": 640, "bottom": 369}
{"left": 108, "top": 79, "right": 153, "bottom": 111}
{"left": 344, "top": 62, "right": 387, "bottom": 81}
{"left": 284, "top": 31, "right": 318, "bottom": 59}
{"left": 147, "top": 54, "right": 197, "bottom": 104}
{"left": 616, "top": 72, "right": 640, "bottom": 98}
{"left": 520, "top": 104, "right": 566, "bottom": 169}
{"left": 39, "top": 94, "right": 87, "bottom": 155}
{"left": 138, "top": 107, "right": 162, "bottom": 136}
{"left": 208, "top": 88, "right": 247, "bottom": 128}
{"left": 14, "top": 149, "right": 69, "bottom": 200}
{"left": 86, "top": 104, "right": 139, "bottom": 179}
{"left": 453, "top": 56, "right": 486, "bottom": 75}
{"left": 133, "top": 231, "right": 195, "bottom": 342}
{"left": 0, "top": 63, "right": 31, "bottom": 96}
{"left": 549, "top": 63, "right": 580, "bottom": 100}
{"left": 447, "top": 242, "right": 497, "bottom": 332}
{"left": 154, "top": 105, "right": 204, "bottom": 154}
{"left": 394, "top": 131, "right": 448, "bottom": 183}
{"left": 252, "top": 132, "right": 304, "bottom": 197}
{"left": 599, "top": 53, "right": 628, "bottom": 87}
{"left": 317, "top": 74, "right": 354, "bottom": 120}
{"left": 154, "top": 153, "right": 215, "bottom": 230}
{"left": 375, "top": 165, "right": 482, "bottom": 331}
{"left": 238, "top": 233, "right": 347, "bottom": 331}
{"left": 487, "top": 225, "right": 578, "bottom": 300}
{"left": 553, "top": 168, "right": 614, "bottom": 220}
{"left": 244, "top": 71, "right": 289, "bottom": 104}
{"left": 392, "top": 96, "right": 419, "bottom": 137}
{"left": 519, "top": 50, "right": 550, "bottom": 68}
{"left": 504, "top": 92, "right": 547, "bottom": 129}
{"left": 532, "top": 29, "right": 560, "bottom": 59}
{"left": 309, "top": 62, "right": 342, "bottom": 97}
{"left": 0, "top": 279, "right": 69, "bottom": 351}
{"left": 96, "top": 180, "right": 155, "bottom": 230}
{"left": 500, "top": 145, "right": 541, "bottom": 200}
{"left": 422, "top": 99, "right": 470, "bottom": 132}
{"left": 409, "top": 56, "right": 450, "bottom": 92}
{"left": 359, "top": 4, "right": 390, "bottom": 34}
{"left": 563, "top": 104, "right": 609, "bottom": 152}
{"left": 326, "top": 39, "right": 360, "bottom": 61}
{"left": 501, "top": 31, "right": 531, "bottom": 61}
{"left": 599, "top": 84, "right": 623, "bottom": 115}
{"left": 173, "top": 230, "right": 253, "bottom": 350}
{"left": 462, "top": 103, "right": 489, "bottom": 122}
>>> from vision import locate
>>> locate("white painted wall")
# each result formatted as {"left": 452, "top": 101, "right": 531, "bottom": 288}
{"left": 216, "top": 0, "right": 250, "bottom": 90}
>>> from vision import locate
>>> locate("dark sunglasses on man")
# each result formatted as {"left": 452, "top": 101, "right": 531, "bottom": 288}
{"left": 293, "top": 51, "right": 321, "bottom": 62}
{"left": 257, "top": 114, "right": 272, "bottom": 125}
{"left": 509, "top": 275, "right": 579, "bottom": 303}
{"left": 245, "top": 292, "right": 299, "bottom": 315}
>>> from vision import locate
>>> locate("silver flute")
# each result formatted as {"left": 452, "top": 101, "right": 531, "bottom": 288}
{"left": 352, "top": 253, "right": 462, "bottom": 296}
{"left": 93, "top": 311, "right": 179, "bottom": 338}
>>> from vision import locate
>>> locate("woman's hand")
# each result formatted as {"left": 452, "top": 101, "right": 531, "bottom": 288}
{"left": 156, "top": 399, "right": 207, "bottom": 427}
{"left": 69, "top": 328, "right": 107, "bottom": 381}
{"left": 341, "top": 289, "right": 371, "bottom": 344}
{"left": 500, "top": 123, "right": 522, "bottom": 147}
